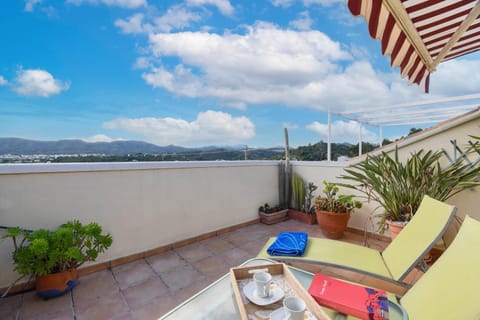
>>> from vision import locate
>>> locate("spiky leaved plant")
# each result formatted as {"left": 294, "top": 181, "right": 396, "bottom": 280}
{"left": 339, "top": 147, "right": 480, "bottom": 232}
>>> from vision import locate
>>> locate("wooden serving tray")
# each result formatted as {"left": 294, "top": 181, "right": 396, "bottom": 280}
{"left": 230, "top": 263, "right": 331, "bottom": 320}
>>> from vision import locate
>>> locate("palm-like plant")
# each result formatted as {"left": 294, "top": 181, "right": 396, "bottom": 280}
{"left": 339, "top": 148, "right": 480, "bottom": 232}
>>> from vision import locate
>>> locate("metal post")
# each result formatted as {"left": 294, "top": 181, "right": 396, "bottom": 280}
{"left": 327, "top": 111, "right": 331, "bottom": 162}
{"left": 379, "top": 126, "right": 383, "bottom": 147}
{"left": 359, "top": 123, "right": 363, "bottom": 156}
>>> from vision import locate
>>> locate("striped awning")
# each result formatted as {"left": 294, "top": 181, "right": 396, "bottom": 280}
{"left": 347, "top": 0, "right": 480, "bottom": 92}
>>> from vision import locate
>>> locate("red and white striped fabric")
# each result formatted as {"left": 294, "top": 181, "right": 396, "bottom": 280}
{"left": 347, "top": 0, "right": 480, "bottom": 92}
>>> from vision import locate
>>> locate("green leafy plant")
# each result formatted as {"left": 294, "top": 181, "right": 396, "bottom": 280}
{"left": 4, "top": 220, "right": 113, "bottom": 278}
{"left": 258, "top": 203, "right": 286, "bottom": 213}
{"left": 291, "top": 173, "right": 318, "bottom": 214}
{"left": 314, "top": 180, "right": 362, "bottom": 213}
{"left": 339, "top": 147, "right": 480, "bottom": 232}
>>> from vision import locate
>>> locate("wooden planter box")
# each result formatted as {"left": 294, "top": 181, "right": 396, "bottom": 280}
{"left": 288, "top": 209, "right": 317, "bottom": 224}
{"left": 258, "top": 209, "right": 289, "bottom": 225}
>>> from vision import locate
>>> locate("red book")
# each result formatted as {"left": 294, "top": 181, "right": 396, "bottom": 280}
{"left": 308, "top": 273, "right": 389, "bottom": 320}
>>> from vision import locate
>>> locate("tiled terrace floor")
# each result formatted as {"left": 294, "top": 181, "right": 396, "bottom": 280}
{"left": 0, "top": 219, "right": 420, "bottom": 320}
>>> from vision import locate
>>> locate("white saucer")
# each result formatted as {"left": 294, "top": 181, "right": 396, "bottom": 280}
{"left": 243, "top": 281, "right": 285, "bottom": 306}
{"left": 269, "top": 307, "right": 317, "bottom": 320}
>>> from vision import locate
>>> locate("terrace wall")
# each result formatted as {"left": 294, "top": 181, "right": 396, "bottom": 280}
{"left": 0, "top": 161, "right": 282, "bottom": 289}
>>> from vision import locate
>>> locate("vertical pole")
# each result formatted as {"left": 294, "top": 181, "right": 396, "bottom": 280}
{"left": 327, "top": 111, "right": 331, "bottom": 162}
{"left": 244, "top": 145, "right": 248, "bottom": 160}
{"left": 284, "top": 128, "right": 290, "bottom": 207}
{"left": 359, "top": 123, "right": 363, "bottom": 156}
{"left": 379, "top": 126, "right": 383, "bottom": 147}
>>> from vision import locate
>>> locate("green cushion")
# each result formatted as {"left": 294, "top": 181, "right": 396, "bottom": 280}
{"left": 258, "top": 237, "right": 392, "bottom": 279}
{"left": 400, "top": 215, "right": 480, "bottom": 319}
{"left": 382, "top": 195, "right": 456, "bottom": 280}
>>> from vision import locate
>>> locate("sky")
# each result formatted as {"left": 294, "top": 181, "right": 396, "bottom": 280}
{"left": 1, "top": 0, "right": 479, "bottom": 148}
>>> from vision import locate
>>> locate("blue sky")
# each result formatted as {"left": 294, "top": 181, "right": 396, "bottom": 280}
{"left": 0, "top": 0, "right": 479, "bottom": 148}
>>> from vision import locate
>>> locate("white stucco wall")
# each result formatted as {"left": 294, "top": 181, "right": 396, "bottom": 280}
{"left": 0, "top": 161, "right": 280, "bottom": 289}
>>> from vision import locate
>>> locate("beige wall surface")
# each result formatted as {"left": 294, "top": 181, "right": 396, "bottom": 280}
{"left": 0, "top": 161, "right": 279, "bottom": 288}
{"left": 290, "top": 161, "right": 381, "bottom": 234}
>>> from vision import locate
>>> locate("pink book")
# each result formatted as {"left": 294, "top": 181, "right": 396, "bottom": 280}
{"left": 308, "top": 273, "right": 389, "bottom": 320}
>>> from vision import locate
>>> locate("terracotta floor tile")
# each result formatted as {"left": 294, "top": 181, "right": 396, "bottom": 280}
{"left": 73, "top": 270, "right": 119, "bottom": 303}
{"left": 146, "top": 250, "right": 186, "bottom": 274}
{"left": 113, "top": 260, "right": 156, "bottom": 290}
{"left": 217, "top": 247, "right": 252, "bottom": 268}
{"left": 130, "top": 295, "right": 177, "bottom": 320}
{"left": 4, "top": 221, "right": 393, "bottom": 319}
{"left": 19, "top": 291, "right": 72, "bottom": 320}
{"left": 75, "top": 291, "right": 129, "bottom": 320}
{"left": 21, "top": 308, "right": 75, "bottom": 320}
{"left": 0, "top": 294, "right": 22, "bottom": 320}
{"left": 172, "top": 278, "right": 211, "bottom": 304}
{"left": 199, "top": 237, "right": 235, "bottom": 253}
{"left": 122, "top": 277, "right": 168, "bottom": 309}
{"left": 193, "top": 255, "right": 230, "bottom": 279}
{"left": 174, "top": 243, "right": 213, "bottom": 263}
{"left": 111, "top": 259, "right": 146, "bottom": 274}
{"left": 159, "top": 264, "right": 206, "bottom": 292}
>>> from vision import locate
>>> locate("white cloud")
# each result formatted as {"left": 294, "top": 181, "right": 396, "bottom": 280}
{"left": 271, "top": 0, "right": 341, "bottom": 7}
{"left": 307, "top": 120, "right": 378, "bottom": 143}
{"left": 141, "top": 22, "right": 430, "bottom": 112}
{"left": 83, "top": 134, "right": 117, "bottom": 142}
{"left": 103, "top": 110, "right": 255, "bottom": 146}
{"left": 13, "top": 69, "right": 70, "bottom": 97}
{"left": 115, "top": 13, "right": 146, "bottom": 34}
{"left": 186, "top": 0, "right": 234, "bottom": 16}
{"left": 154, "top": 5, "right": 202, "bottom": 32}
{"left": 428, "top": 59, "right": 480, "bottom": 95}
{"left": 289, "top": 11, "right": 313, "bottom": 31}
{"left": 270, "top": 0, "right": 295, "bottom": 7}
{"left": 25, "top": 0, "right": 43, "bottom": 12}
{"left": 0, "top": 76, "right": 7, "bottom": 86}
{"left": 67, "top": 0, "right": 147, "bottom": 9}
{"left": 303, "top": 0, "right": 342, "bottom": 6}
{"left": 115, "top": 6, "right": 202, "bottom": 34}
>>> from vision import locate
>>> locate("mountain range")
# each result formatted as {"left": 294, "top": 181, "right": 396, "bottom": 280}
{"left": 0, "top": 138, "right": 195, "bottom": 155}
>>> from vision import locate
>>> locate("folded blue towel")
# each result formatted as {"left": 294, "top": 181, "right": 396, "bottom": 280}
{"left": 267, "top": 232, "right": 308, "bottom": 257}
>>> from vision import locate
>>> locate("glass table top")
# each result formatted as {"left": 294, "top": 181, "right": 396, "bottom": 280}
{"left": 159, "top": 258, "right": 408, "bottom": 320}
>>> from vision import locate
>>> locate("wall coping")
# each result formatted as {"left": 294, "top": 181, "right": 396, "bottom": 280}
{"left": 0, "top": 160, "right": 281, "bottom": 175}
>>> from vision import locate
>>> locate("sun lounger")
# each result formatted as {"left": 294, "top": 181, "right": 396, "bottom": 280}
{"left": 257, "top": 195, "right": 456, "bottom": 287}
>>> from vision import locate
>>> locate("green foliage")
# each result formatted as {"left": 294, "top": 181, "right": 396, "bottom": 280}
{"left": 339, "top": 147, "right": 480, "bottom": 232}
{"left": 3, "top": 220, "right": 113, "bottom": 277}
{"left": 258, "top": 203, "right": 286, "bottom": 213}
{"left": 314, "top": 180, "right": 362, "bottom": 213}
{"left": 291, "top": 173, "right": 305, "bottom": 211}
{"left": 290, "top": 173, "right": 318, "bottom": 214}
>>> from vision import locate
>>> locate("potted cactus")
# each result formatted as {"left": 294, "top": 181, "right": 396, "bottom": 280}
{"left": 288, "top": 173, "right": 318, "bottom": 224}
{"left": 315, "top": 180, "right": 362, "bottom": 239}
{"left": 3, "top": 220, "right": 113, "bottom": 298}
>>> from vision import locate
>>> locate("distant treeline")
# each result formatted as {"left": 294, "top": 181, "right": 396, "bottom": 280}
{"left": 49, "top": 141, "right": 383, "bottom": 163}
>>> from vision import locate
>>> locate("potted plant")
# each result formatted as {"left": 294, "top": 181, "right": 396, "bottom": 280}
{"left": 3, "top": 220, "right": 113, "bottom": 298}
{"left": 314, "top": 180, "right": 362, "bottom": 239}
{"left": 258, "top": 203, "right": 288, "bottom": 225}
{"left": 339, "top": 147, "right": 480, "bottom": 237}
{"left": 288, "top": 173, "right": 318, "bottom": 224}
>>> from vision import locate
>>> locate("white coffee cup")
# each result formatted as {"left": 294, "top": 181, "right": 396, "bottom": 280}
{"left": 253, "top": 271, "right": 272, "bottom": 298}
{"left": 283, "top": 296, "right": 306, "bottom": 320}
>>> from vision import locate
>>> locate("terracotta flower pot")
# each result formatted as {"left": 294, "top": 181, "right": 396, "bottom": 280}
{"left": 258, "top": 209, "right": 289, "bottom": 225}
{"left": 36, "top": 268, "right": 78, "bottom": 298}
{"left": 315, "top": 209, "right": 350, "bottom": 239}
{"left": 288, "top": 209, "right": 317, "bottom": 224}
{"left": 386, "top": 220, "right": 406, "bottom": 240}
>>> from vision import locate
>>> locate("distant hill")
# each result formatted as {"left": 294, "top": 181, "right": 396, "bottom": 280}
{"left": 0, "top": 138, "right": 188, "bottom": 155}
